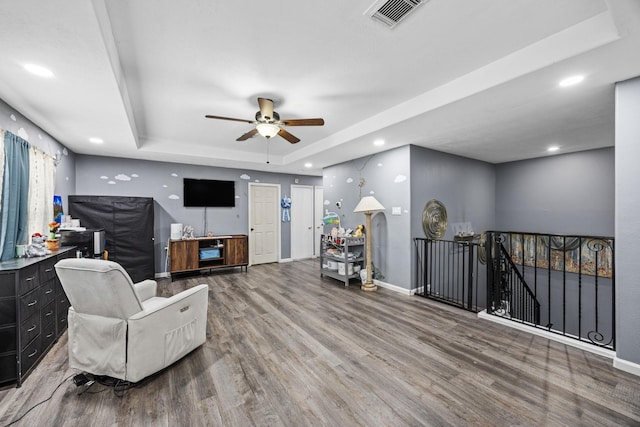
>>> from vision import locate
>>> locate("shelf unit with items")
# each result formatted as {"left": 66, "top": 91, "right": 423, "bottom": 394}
{"left": 319, "top": 235, "right": 365, "bottom": 286}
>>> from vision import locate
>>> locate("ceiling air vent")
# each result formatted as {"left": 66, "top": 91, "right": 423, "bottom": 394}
{"left": 365, "top": 0, "right": 427, "bottom": 28}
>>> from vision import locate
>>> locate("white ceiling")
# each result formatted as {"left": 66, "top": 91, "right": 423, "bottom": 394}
{"left": 1, "top": 0, "right": 640, "bottom": 176}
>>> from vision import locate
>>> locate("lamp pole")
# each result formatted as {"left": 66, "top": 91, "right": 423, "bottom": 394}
{"left": 362, "top": 210, "right": 376, "bottom": 292}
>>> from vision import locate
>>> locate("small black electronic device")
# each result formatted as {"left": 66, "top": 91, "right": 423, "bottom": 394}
{"left": 59, "top": 229, "right": 106, "bottom": 258}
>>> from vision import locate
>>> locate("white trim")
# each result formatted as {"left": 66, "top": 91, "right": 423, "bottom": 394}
{"left": 477, "top": 310, "right": 616, "bottom": 359}
{"left": 155, "top": 272, "right": 171, "bottom": 279}
{"left": 613, "top": 357, "right": 640, "bottom": 377}
{"left": 279, "top": 258, "right": 293, "bottom": 263}
{"left": 374, "top": 279, "right": 413, "bottom": 296}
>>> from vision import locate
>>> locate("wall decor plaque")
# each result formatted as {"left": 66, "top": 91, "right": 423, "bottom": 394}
{"left": 422, "top": 199, "right": 448, "bottom": 239}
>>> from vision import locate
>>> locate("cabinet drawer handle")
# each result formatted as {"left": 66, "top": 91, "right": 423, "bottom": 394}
{"left": 25, "top": 277, "right": 34, "bottom": 282}
{"left": 27, "top": 300, "right": 38, "bottom": 307}
{"left": 45, "top": 289, "right": 53, "bottom": 294}
{"left": 28, "top": 349, "right": 38, "bottom": 358}
{"left": 27, "top": 324, "right": 37, "bottom": 332}
{"left": 46, "top": 332, "right": 54, "bottom": 338}
{"left": 45, "top": 268, "right": 53, "bottom": 272}
{"left": 45, "top": 310, "right": 54, "bottom": 317}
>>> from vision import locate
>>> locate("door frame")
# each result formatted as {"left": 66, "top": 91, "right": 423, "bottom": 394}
{"left": 314, "top": 185, "right": 324, "bottom": 257}
{"left": 248, "top": 182, "right": 281, "bottom": 265}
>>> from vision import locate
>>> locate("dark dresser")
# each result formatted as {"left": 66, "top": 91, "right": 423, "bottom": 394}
{"left": 0, "top": 247, "right": 74, "bottom": 387}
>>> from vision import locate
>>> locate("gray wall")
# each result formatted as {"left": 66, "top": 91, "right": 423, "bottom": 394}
{"left": 74, "top": 155, "right": 321, "bottom": 274}
{"left": 495, "top": 148, "right": 614, "bottom": 236}
{"left": 324, "top": 145, "right": 495, "bottom": 290}
{"left": 410, "top": 145, "right": 496, "bottom": 291}
{"left": 0, "top": 98, "right": 76, "bottom": 213}
{"left": 615, "top": 77, "right": 640, "bottom": 367}
{"left": 323, "top": 146, "right": 412, "bottom": 288}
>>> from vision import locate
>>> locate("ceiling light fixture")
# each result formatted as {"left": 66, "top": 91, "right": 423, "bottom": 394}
{"left": 547, "top": 146, "right": 560, "bottom": 152}
{"left": 256, "top": 123, "right": 280, "bottom": 139}
{"left": 89, "top": 137, "right": 104, "bottom": 144}
{"left": 304, "top": 162, "right": 313, "bottom": 168}
{"left": 374, "top": 139, "right": 385, "bottom": 146}
{"left": 559, "top": 75, "right": 584, "bottom": 87}
{"left": 24, "top": 63, "right": 54, "bottom": 78}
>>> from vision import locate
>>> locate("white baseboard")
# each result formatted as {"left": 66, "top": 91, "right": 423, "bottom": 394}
{"left": 614, "top": 357, "right": 640, "bottom": 377}
{"left": 279, "top": 258, "right": 293, "bottom": 263}
{"left": 374, "top": 279, "right": 413, "bottom": 296}
{"left": 477, "top": 310, "right": 616, "bottom": 360}
{"left": 155, "top": 272, "right": 170, "bottom": 279}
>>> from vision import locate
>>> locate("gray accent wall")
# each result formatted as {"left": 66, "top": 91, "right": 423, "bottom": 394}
{"left": 74, "top": 155, "right": 321, "bottom": 275}
{"left": 323, "top": 146, "right": 412, "bottom": 288}
{"left": 495, "top": 147, "right": 614, "bottom": 236}
{"left": 324, "top": 145, "right": 495, "bottom": 290}
{"left": 0, "top": 98, "right": 76, "bottom": 212}
{"left": 615, "top": 76, "right": 640, "bottom": 367}
{"left": 410, "top": 145, "right": 495, "bottom": 291}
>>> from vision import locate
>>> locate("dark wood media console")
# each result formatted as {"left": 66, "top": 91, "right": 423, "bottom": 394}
{"left": 169, "top": 235, "right": 248, "bottom": 280}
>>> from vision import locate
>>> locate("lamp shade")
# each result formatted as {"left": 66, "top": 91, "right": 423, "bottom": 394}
{"left": 353, "top": 196, "right": 385, "bottom": 213}
{"left": 256, "top": 123, "right": 280, "bottom": 138}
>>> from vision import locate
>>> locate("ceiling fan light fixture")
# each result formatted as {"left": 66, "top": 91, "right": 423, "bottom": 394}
{"left": 256, "top": 123, "right": 280, "bottom": 139}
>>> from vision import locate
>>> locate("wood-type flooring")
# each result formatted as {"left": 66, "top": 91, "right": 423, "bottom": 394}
{"left": 1, "top": 259, "right": 639, "bottom": 426}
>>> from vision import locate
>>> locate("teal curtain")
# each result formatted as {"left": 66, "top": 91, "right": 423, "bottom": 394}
{"left": 0, "top": 132, "right": 30, "bottom": 260}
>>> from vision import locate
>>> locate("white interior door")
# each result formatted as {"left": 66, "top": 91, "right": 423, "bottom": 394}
{"left": 249, "top": 183, "right": 279, "bottom": 265}
{"left": 290, "top": 185, "right": 314, "bottom": 260}
{"left": 314, "top": 186, "right": 324, "bottom": 256}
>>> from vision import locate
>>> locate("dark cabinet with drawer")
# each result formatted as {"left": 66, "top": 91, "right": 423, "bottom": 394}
{"left": 0, "top": 248, "right": 74, "bottom": 387}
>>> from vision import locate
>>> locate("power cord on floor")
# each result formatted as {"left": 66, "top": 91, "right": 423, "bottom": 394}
{"left": 4, "top": 373, "right": 74, "bottom": 427}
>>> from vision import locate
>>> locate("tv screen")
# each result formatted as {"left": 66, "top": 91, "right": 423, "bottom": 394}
{"left": 183, "top": 178, "right": 235, "bottom": 207}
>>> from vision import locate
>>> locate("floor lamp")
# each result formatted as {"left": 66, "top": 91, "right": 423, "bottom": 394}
{"left": 353, "top": 196, "right": 385, "bottom": 292}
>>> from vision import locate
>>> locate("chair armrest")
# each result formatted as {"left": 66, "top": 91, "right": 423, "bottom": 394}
{"left": 133, "top": 279, "right": 157, "bottom": 302}
{"left": 126, "top": 284, "right": 209, "bottom": 382}
{"left": 129, "top": 284, "right": 208, "bottom": 319}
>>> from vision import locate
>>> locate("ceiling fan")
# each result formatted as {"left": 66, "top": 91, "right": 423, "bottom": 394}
{"left": 205, "top": 97, "right": 324, "bottom": 144}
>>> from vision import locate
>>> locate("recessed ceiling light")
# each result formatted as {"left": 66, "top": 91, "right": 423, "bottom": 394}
{"left": 89, "top": 137, "right": 104, "bottom": 144}
{"left": 374, "top": 139, "right": 385, "bottom": 146}
{"left": 558, "top": 75, "right": 584, "bottom": 87}
{"left": 547, "top": 146, "right": 560, "bottom": 152}
{"left": 23, "top": 63, "right": 54, "bottom": 78}
{"left": 304, "top": 162, "right": 312, "bottom": 168}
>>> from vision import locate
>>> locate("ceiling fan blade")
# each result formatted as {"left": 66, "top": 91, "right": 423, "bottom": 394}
{"left": 205, "top": 115, "right": 254, "bottom": 124}
{"left": 278, "top": 128, "right": 300, "bottom": 144}
{"left": 257, "top": 98, "right": 274, "bottom": 121}
{"left": 236, "top": 128, "right": 259, "bottom": 141}
{"left": 280, "top": 118, "right": 325, "bottom": 126}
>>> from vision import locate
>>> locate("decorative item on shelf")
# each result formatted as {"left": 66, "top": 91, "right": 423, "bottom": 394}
{"left": 353, "top": 224, "right": 364, "bottom": 237}
{"left": 353, "top": 196, "right": 385, "bottom": 292}
{"left": 48, "top": 221, "right": 60, "bottom": 240}
{"left": 46, "top": 238, "right": 60, "bottom": 251}
{"left": 281, "top": 195, "right": 292, "bottom": 222}
{"left": 422, "top": 199, "right": 448, "bottom": 239}
{"left": 25, "top": 233, "right": 50, "bottom": 257}
{"left": 182, "top": 225, "right": 195, "bottom": 239}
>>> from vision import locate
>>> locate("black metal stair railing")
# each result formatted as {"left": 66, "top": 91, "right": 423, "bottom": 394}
{"left": 485, "top": 231, "right": 615, "bottom": 350}
{"left": 486, "top": 236, "right": 540, "bottom": 325}
{"left": 414, "top": 231, "right": 615, "bottom": 350}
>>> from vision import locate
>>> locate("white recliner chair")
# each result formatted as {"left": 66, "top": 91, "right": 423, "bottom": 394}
{"left": 55, "top": 258, "right": 208, "bottom": 383}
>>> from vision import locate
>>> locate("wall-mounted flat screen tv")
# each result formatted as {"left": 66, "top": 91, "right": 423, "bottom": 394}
{"left": 183, "top": 178, "right": 235, "bottom": 207}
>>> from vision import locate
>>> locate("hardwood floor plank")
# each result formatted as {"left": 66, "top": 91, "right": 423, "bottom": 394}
{"left": 1, "top": 259, "right": 639, "bottom": 426}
